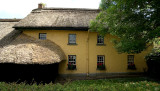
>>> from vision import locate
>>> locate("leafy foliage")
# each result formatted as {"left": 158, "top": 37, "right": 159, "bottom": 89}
{"left": 145, "top": 48, "right": 160, "bottom": 59}
{"left": 145, "top": 38, "right": 160, "bottom": 60}
{"left": 90, "top": 0, "right": 160, "bottom": 53}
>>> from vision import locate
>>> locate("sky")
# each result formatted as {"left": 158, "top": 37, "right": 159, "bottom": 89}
{"left": 0, "top": 0, "right": 101, "bottom": 19}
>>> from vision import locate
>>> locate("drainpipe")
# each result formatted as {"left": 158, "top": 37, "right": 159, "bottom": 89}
{"left": 86, "top": 30, "right": 90, "bottom": 76}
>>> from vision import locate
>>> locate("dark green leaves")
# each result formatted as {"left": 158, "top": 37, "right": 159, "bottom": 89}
{"left": 90, "top": 0, "right": 160, "bottom": 53}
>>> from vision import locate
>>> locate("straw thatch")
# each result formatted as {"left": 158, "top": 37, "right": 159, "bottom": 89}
{"left": 14, "top": 8, "right": 100, "bottom": 29}
{"left": 0, "top": 21, "right": 21, "bottom": 48}
{"left": 0, "top": 33, "right": 66, "bottom": 64}
{"left": 0, "top": 20, "right": 66, "bottom": 64}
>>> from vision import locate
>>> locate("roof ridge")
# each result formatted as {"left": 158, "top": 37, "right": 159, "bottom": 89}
{"left": 44, "top": 7, "right": 100, "bottom": 10}
{"left": 32, "top": 7, "right": 100, "bottom": 12}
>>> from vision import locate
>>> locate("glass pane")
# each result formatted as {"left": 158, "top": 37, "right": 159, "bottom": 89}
{"left": 128, "top": 55, "right": 134, "bottom": 63}
{"left": 39, "top": 33, "right": 46, "bottom": 40}
{"left": 97, "top": 56, "right": 104, "bottom": 63}
{"left": 68, "top": 55, "right": 76, "bottom": 64}
{"left": 69, "top": 34, "right": 76, "bottom": 43}
{"left": 73, "top": 56, "right": 76, "bottom": 59}
{"left": 97, "top": 35, "right": 104, "bottom": 44}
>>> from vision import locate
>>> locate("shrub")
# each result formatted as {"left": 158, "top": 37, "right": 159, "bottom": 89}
{"left": 145, "top": 48, "right": 160, "bottom": 79}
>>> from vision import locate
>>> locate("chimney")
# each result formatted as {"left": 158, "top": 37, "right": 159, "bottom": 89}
{"left": 38, "top": 3, "right": 43, "bottom": 9}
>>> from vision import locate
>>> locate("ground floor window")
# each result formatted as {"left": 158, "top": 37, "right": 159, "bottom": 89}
{"left": 127, "top": 55, "right": 136, "bottom": 70}
{"left": 97, "top": 55, "right": 105, "bottom": 70}
{"left": 68, "top": 55, "right": 76, "bottom": 70}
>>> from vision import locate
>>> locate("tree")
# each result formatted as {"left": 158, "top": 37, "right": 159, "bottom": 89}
{"left": 90, "top": 0, "right": 160, "bottom": 53}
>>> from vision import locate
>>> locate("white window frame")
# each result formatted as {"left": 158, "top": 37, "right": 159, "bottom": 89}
{"left": 68, "top": 55, "right": 76, "bottom": 65}
{"left": 128, "top": 55, "right": 134, "bottom": 64}
{"left": 97, "top": 55, "right": 105, "bottom": 65}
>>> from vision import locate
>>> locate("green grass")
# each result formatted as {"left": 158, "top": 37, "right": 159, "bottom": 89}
{"left": 0, "top": 77, "right": 160, "bottom": 91}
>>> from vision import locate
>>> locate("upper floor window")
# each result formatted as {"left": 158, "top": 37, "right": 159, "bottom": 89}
{"left": 68, "top": 34, "right": 76, "bottom": 44}
{"left": 68, "top": 55, "right": 76, "bottom": 70}
{"left": 97, "top": 55, "right": 105, "bottom": 70}
{"left": 127, "top": 55, "right": 136, "bottom": 70}
{"left": 39, "top": 33, "right": 46, "bottom": 40}
{"left": 97, "top": 35, "right": 104, "bottom": 44}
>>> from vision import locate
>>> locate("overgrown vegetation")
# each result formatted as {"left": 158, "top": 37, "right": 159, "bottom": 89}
{"left": 90, "top": 0, "right": 160, "bottom": 53}
{"left": 0, "top": 77, "right": 160, "bottom": 91}
{"left": 145, "top": 39, "right": 160, "bottom": 79}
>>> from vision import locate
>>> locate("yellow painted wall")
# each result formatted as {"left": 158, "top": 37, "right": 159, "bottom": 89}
{"left": 23, "top": 30, "right": 88, "bottom": 74}
{"left": 88, "top": 32, "right": 151, "bottom": 74}
{"left": 23, "top": 30, "right": 152, "bottom": 75}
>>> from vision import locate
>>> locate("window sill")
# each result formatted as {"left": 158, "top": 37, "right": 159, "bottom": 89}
{"left": 67, "top": 68, "right": 77, "bottom": 70}
{"left": 127, "top": 68, "right": 136, "bottom": 70}
{"left": 67, "top": 43, "right": 77, "bottom": 45}
{"left": 127, "top": 66, "right": 136, "bottom": 70}
{"left": 96, "top": 68, "right": 106, "bottom": 70}
{"left": 39, "top": 39, "right": 46, "bottom": 40}
{"left": 67, "top": 65, "right": 77, "bottom": 70}
{"left": 127, "top": 64, "right": 136, "bottom": 70}
{"left": 96, "top": 44, "right": 106, "bottom": 46}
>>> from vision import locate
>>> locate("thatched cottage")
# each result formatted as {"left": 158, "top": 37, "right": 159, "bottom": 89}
{"left": 0, "top": 4, "right": 151, "bottom": 81}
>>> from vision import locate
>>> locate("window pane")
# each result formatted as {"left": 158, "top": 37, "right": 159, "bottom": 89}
{"left": 69, "top": 34, "right": 76, "bottom": 44}
{"left": 39, "top": 33, "right": 46, "bottom": 40}
{"left": 73, "top": 55, "right": 76, "bottom": 59}
{"left": 97, "top": 56, "right": 105, "bottom": 63}
{"left": 97, "top": 55, "right": 105, "bottom": 69}
{"left": 68, "top": 55, "right": 76, "bottom": 65}
{"left": 97, "top": 35, "right": 104, "bottom": 44}
{"left": 128, "top": 55, "right": 134, "bottom": 63}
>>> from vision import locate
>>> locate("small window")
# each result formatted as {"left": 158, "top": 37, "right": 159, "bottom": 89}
{"left": 39, "top": 33, "right": 46, "bottom": 40}
{"left": 97, "top": 55, "right": 105, "bottom": 70}
{"left": 97, "top": 35, "right": 104, "bottom": 44}
{"left": 68, "top": 34, "right": 76, "bottom": 44}
{"left": 68, "top": 55, "right": 76, "bottom": 70}
{"left": 127, "top": 55, "right": 136, "bottom": 69}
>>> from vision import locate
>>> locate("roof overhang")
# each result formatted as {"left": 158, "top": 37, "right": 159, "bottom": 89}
{"left": 14, "top": 27, "right": 89, "bottom": 31}
{"left": 0, "top": 19, "right": 21, "bottom": 22}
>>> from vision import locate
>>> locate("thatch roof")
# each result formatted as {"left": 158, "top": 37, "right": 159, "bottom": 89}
{"left": 0, "top": 20, "right": 66, "bottom": 64}
{"left": 0, "top": 21, "right": 21, "bottom": 48}
{"left": 0, "top": 34, "right": 66, "bottom": 64}
{"left": 14, "top": 8, "right": 100, "bottom": 30}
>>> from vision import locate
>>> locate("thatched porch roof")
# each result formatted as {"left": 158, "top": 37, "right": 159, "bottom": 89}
{"left": 0, "top": 34, "right": 66, "bottom": 64}
{"left": 0, "top": 20, "right": 66, "bottom": 64}
{"left": 14, "top": 8, "right": 100, "bottom": 30}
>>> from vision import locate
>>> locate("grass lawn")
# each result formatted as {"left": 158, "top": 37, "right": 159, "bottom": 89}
{"left": 0, "top": 77, "right": 160, "bottom": 91}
